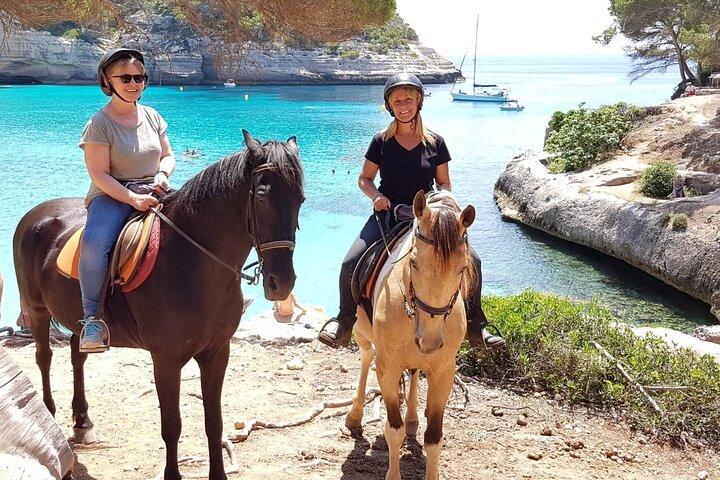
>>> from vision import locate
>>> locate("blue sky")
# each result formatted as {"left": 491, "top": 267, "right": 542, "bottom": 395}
{"left": 395, "top": 0, "right": 627, "bottom": 57}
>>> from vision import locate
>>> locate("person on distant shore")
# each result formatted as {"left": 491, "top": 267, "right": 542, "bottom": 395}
{"left": 317, "top": 72, "right": 505, "bottom": 351}
{"left": 78, "top": 48, "right": 176, "bottom": 353}
{"left": 670, "top": 175, "right": 685, "bottom": 198}
{"left": 273, "top": 291, "right": 306, "bottom": 318}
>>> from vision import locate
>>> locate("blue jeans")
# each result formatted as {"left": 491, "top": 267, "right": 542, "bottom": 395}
{"left": 79, "top": 195, "right": 134, "bottom": 317}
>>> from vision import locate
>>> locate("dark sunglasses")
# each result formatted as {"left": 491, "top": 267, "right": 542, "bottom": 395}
{"left": 112, "top": 74, "right": 148, "bottom": 84}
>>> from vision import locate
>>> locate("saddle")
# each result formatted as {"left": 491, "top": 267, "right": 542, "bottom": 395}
{"left": 56, "top": 210, "right": 161, "bottom": 293}
{"left": 351, "top": 220, "right": 412, "bottom": 321}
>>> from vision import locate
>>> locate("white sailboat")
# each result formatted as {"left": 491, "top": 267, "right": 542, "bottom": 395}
{"left": 451, "top": 15, "right": 512, "bottom": 103}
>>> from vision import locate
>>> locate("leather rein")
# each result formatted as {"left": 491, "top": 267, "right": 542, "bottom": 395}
{"left": 152, "top": 162, "right": 295, "bottom": 284}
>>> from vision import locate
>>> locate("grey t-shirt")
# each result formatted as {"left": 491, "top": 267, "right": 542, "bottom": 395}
{"left": 79, "top": 104, "right": 168, "bottom": 205}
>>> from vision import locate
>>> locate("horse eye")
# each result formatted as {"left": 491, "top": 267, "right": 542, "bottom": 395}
{"left": 255, "top": 185, "right": 267, "bottom": 201}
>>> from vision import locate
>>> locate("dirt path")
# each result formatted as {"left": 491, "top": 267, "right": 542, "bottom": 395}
{"left": 3, "top": 315, "right": 718, "bottom": 480}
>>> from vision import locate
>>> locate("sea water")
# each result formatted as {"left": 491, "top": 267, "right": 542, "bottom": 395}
{"left": 0, "top": 55, "right": 714, "bottom": 331}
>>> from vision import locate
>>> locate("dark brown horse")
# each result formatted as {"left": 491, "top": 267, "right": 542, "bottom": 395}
{"left": 13, "top": 130, "right": 304, "bottom": 480}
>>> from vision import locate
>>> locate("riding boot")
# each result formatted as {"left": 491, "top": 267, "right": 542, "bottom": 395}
{"left": 465, "top": 280, "right": 505, "bottom": 350}
{"left": 318, "top": 315, "right": 354, "bottom": 349}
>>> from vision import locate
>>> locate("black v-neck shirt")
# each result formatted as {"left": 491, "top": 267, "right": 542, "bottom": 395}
{"left": 365, "top": 131, "right": 451, "bottom": 206}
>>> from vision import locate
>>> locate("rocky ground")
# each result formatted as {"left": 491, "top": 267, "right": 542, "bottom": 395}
{"left": 2, "top": 307, "right": 718, "bottom": 480}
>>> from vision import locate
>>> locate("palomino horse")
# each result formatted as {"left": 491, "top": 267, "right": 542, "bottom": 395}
{"left": 347, "top": 190, "right": 476, "bottom": 480}
{"left": 13, "top": 130, "right": 304, "bottom": 480}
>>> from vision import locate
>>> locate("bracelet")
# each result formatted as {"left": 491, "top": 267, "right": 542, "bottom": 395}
{"left": 371, "top": 193, "right": 384, "bottom": 203}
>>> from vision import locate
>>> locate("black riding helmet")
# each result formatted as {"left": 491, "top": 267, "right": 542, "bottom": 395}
{"left": 97, "top": 48, "right": 147, "bottom": 97}
{"left": 383, "top": 72, "right": 424, "bottom": 117}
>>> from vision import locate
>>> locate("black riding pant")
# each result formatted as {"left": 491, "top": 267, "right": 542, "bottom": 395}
{"left": 335, "top": 212, "right": 487, "bottom": 327}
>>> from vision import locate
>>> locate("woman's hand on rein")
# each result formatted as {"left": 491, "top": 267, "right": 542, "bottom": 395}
{"left": 372, "top": 193, "right": 390, "bottom": 211}
{"left": 130, "top": 192, "right": 159, "bottom": 211}
{"left": 153, "top": 171, "right": 170, "bottom": 193}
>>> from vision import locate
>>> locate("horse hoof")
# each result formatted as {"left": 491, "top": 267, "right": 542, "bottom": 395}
{"left": 72, "top": 426, "right": 97, "bottom": 444}
{"left": 345, "top": 414, "right": 362, "bottom": 430}
{"left": 405, "top": 420, "right": 419, "bottom": 437}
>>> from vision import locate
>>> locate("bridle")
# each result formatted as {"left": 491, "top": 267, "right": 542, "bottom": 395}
{"left": 405, "top": 225, "right": 467, "bottom": 322}
{"left": 376, "top": 210, "right": 467, "bottom": 323}
{"left": 153, "top": 161, "right": 297, "bottom": 284}
{"left": 244, "top": 162, "right": 297, "bottom": 283}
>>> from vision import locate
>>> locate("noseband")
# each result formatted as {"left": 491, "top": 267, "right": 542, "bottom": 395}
{"left": 404, "top": 225, "right": 467, "bottom": 322}
{"left": 153, "top": 160, "right": 297, "bottom": 284}
{"left": 244, "top": 162, "right": 297, "bottom": 284}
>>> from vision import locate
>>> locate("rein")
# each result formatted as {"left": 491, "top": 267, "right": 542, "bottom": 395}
{"left": 152, "top": 161, "right": 296, "bottom": 285}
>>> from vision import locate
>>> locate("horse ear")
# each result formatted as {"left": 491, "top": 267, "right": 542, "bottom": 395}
{"left": 286, "top": 135, "right": 297, "bottom": 146}
{"left": 413, "top": 190, "right": 427, "bottom": 219}
{"left": 460, "top": 205, "right": 475, "bottom": 229}
{"left": 242, "top": 129, "right": 263, "bottom": 158}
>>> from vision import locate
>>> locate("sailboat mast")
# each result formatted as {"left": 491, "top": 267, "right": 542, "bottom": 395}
{"left": 472, "top": 14, "right": 478, "bottom": 94}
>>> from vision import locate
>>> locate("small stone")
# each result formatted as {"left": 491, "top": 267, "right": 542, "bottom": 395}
{"left": 340, "top": 364, "right": 349, "bottom": 373}
{"left": 540, "top": 426, "right": 552, "bottom": 436}
{"left": 287, "top": 357, "right": 304, "bottom": 370}
{"left": 527, "top": 453, "right": 543, "bottom": 461}
{"left": 491, "top": 406, "right": 504, "bottom": 417}
{"left": 234, "top": 421, "right": 245, "bottom": 430}
{"left": 697, "top": 471, "right": 709, "bottom": 480}
{"left": 569, "top": 451, "right": 581, "bottom": 459}
{"left": 516, "top": 417, "right": 528, "bottom": 426}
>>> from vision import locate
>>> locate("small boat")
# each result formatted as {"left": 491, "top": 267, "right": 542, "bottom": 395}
{"left": 451, "top": 15, "right": 511, "bottom": 103}
{"left": 223, "top": 79, "right": 236, "bottom": 87}
{"left": 499, "top": 101, "right": 524, "bottom": 111}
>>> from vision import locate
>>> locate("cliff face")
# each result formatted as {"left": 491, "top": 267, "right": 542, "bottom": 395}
{"left": 494, "top": 95, "right": 720, "bottom": 320}
{"left": 0, "top": 16, "right": 460, "bottom": 85}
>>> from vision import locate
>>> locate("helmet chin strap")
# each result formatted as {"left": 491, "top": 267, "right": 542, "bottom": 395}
{"left": 110, "top": 85, "right": 136, "bottom": 104}
{"left": 395, "top": 113, "right": 417, "bottom": 124}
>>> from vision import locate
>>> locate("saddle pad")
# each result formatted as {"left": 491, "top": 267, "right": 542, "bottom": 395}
{"left": 351, "top": 222, "right": 412, "bottom": 315}
{"left": 57, "top": 227, "right": 83, "bottom": 279}
{"left": 56, "top": 211, "right": 157, "bottom": 284}
{"left": 122, "top": 216, "right": 160, "bottom": 292}
{"left": 111, "top": 211, "right": 156, "bottom": 285}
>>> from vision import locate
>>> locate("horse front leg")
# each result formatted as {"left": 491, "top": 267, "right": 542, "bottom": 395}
{"left": 69, "top": 334, "right": 96, "bottom": 443}
{"left": 405, "top": 369, "right": 419, "bottom": 437}
{"left": 423, "top": 367, "right": 455, "bottom": 480}
{"left": 346, "top": 328, "right": 374, "bottom": 429}
{"left": 378, "top": 362, "right": 404, "bottom": 480}
{"left": 152, "top": 354, "right": 183, "bottom": 480}
{"left": 195, "top": 343, "right": 231, "bottom": 480}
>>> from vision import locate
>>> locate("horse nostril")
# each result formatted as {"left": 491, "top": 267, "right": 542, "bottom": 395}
{"left": 414, "top": 337, "right": 421, "bottom": 349}
{"left": 267, "top": 275, "right": 278, "bottom": 292}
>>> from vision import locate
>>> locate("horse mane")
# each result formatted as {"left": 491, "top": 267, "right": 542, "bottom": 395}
{"left": 425, "top": 191, "right": 477, "bottom": 296}
{"left": 166, "top": 140, "right": 304, "bottom": 215}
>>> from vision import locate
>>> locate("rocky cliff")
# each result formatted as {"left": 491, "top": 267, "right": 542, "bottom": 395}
{"left": 0, "top": 15, "right": 459, "bottom": 85}
{"left": 494, "top": 95, "right": 720, "bottom": 320}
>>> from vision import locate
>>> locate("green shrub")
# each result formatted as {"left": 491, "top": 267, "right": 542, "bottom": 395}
{"left": 339, "top": 49, "right": 360, "bottom": 60}
{"left": 63, "top": 28, "right": 81, "bottom": 39}
{"left": 639, "top": 161, "right": 676, "bottom": 198}
{"left": 459, "top": 291, "right": 720, "bottom": 447}
{"left": 545, "top": 102, "right": 639, "bottom": 172}
{"left": 669, "top": 213, "right": 688, "bottom": 230}
{"left": 361, "top": 14, "right": 416, "bottom": 52}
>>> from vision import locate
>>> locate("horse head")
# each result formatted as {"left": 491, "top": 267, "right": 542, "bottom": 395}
{"left": 242, "top": 129, "right": 305, "bottom": 301}
{"left": 410, "top": 190, "right": 476, "bottom": 354}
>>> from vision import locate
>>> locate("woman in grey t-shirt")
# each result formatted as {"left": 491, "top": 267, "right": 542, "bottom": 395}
{"left": 77, "top": 48, "right": 176, "bottom": 353}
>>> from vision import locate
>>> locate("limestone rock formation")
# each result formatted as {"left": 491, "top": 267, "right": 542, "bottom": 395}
{"left": 0, "top": 17, "right": 460, "bottom": 85}
{"left": 494, "top": 95, "right": 720, "bottom": 320}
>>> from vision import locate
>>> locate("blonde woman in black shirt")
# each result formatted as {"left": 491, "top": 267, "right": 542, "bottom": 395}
{"left": 319, "top": 73, "right": 505, "bottom": 351}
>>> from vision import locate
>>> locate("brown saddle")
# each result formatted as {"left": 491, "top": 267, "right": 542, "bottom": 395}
{"left": 57, "top": 210, "right": 159, "bottom": 289}
{"left": 351, "top": 221, "right": 412, "bottom": 321}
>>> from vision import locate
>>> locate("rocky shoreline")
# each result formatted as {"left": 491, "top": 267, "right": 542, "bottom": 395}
{"left": 0, "top": 19, "right": 460, "bottom": 85}
{"left": 494, "top": 94, "right": 720, "bottom": 330}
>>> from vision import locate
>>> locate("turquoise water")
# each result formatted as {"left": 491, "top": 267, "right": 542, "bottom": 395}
{"left": 0, "top": 55, "right": 714, "bottom": 331}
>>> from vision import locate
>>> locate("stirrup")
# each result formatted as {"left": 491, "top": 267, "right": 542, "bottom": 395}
{"left": 480, "top": 322, "right": 506, "bottom": 350}
{"left": 79, "top": 318, "right": 110, "bottom": 354}
{"left": 318, "top": 317, "right": 351, "bottom": 349}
